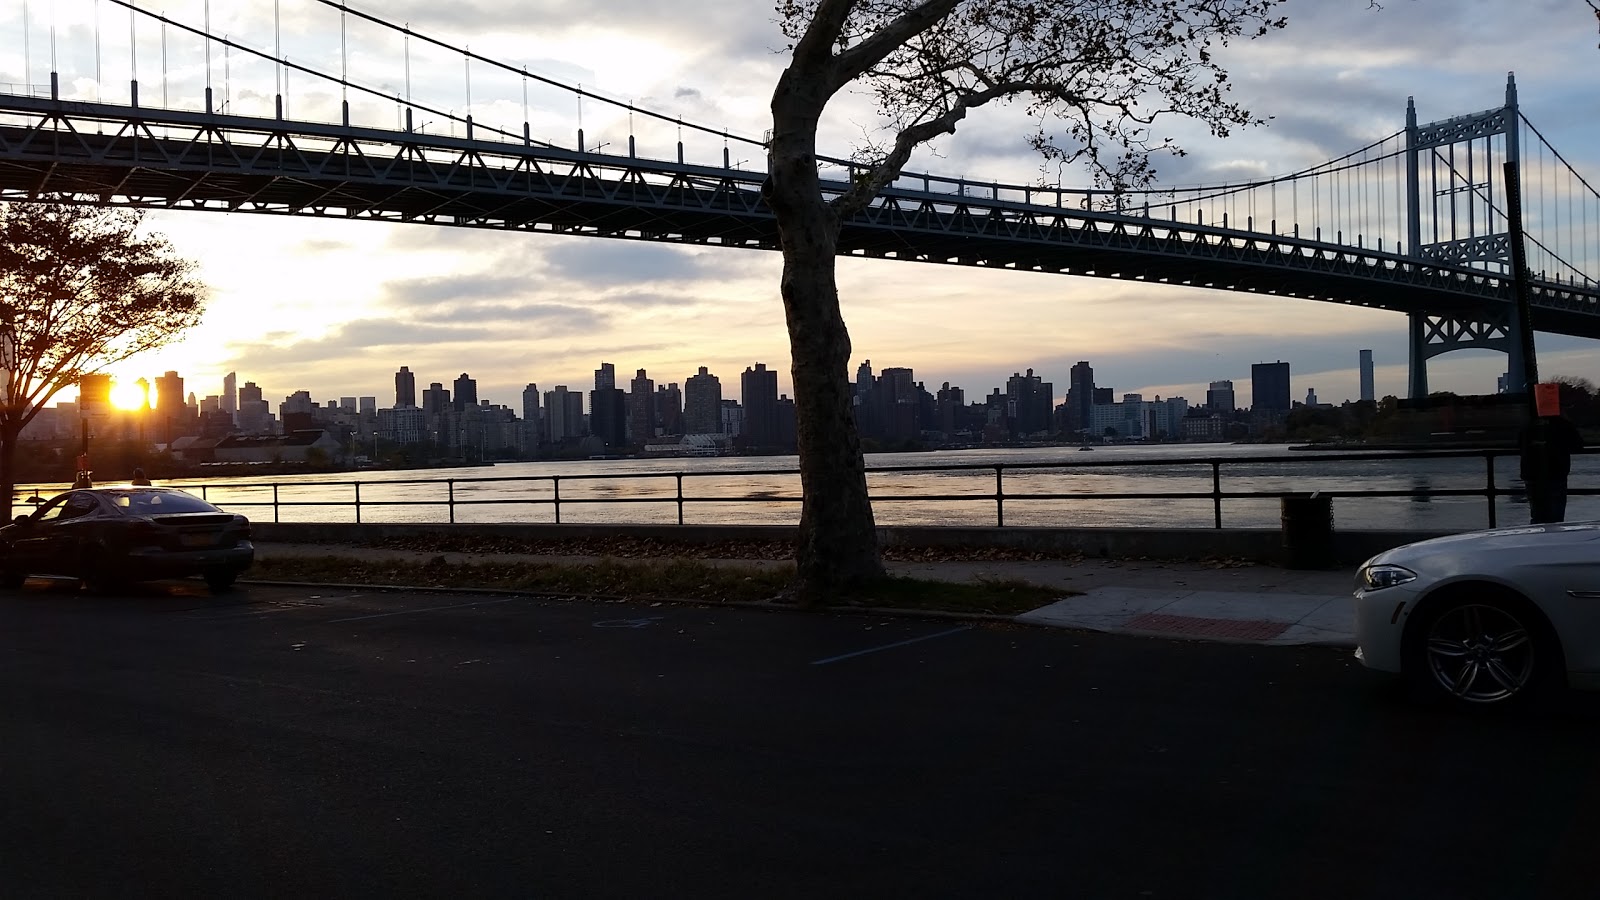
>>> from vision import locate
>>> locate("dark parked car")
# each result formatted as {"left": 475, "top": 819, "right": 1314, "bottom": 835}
{"left": 0, "top": 488, "right": 254, "bottom": 592}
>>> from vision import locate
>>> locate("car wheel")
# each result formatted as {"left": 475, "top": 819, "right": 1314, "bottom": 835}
{"left": 1406, "top": 592, "right": 1556, "bottom": 710}
{"left": 205, "top": 571, "right": 238, "bottom": 593}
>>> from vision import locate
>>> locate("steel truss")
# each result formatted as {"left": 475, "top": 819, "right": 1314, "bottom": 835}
{"left": 0, "top": 94, "right": 1595, "bottom": 344}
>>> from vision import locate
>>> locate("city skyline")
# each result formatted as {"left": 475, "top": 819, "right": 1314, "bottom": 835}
{"left": 8, "top": 1, "right": 1599, "bottom": 413}
{"left": 88, "top": 347, "right": 1396, "bottom": 422}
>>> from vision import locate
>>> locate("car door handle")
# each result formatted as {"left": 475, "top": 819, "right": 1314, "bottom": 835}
{"left": 1568, "top": 591, "right": 1600, "bottom": 599}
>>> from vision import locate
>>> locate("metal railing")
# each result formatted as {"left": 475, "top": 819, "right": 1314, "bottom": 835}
{"left": 98, "top": 446, "right": 1593, "bottom": 529}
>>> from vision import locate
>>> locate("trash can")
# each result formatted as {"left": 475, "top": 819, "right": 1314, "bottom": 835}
{"left": 1280, "top": 492, "right": 1335, "bottom": 569}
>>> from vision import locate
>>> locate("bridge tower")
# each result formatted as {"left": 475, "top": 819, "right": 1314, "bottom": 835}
{"left": 1404, "top": 74, "right": 1524, "bottom": 399}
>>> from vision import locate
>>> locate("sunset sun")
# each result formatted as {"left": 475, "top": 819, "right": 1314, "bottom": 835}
{"left": 109, "top": 380, "right": 149, "bottom": 411}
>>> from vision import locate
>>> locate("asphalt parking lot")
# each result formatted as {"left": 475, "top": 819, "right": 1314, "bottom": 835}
{"left": 4, "top": 579, "right": 1600, "bottom": 899}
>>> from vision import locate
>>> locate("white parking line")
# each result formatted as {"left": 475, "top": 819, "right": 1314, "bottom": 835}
{"left": 326, "top": 597, "right": 516, "bottom": 623}
{"left": 810, "top": 625, "right": 974, "bottom": 666}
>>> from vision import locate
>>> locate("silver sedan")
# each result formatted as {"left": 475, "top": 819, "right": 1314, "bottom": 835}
{"left": 1353, "top": 522, "right": 1600, "bottom": 709}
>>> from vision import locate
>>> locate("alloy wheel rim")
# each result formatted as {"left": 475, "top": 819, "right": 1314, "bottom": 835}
{"left": 1425, "top": 603, "right": 1535, "bottom": 704}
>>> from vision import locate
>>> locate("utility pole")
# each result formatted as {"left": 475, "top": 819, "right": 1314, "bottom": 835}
{"left": 1503, "top": 160, "right": 1538, "bottom": 409}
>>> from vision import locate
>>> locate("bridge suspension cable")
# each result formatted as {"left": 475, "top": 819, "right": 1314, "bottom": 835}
{"left": 1521, "top": 113, "right": 1600, "bottom": 288}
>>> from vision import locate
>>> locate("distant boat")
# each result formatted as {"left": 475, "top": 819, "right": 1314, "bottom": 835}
{"left": 1078, "top": 446, "right": 1095, "bottom": 451}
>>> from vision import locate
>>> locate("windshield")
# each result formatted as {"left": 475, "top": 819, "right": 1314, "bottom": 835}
{"left": 112, "top": 491, "right": 223, "bottom": 515}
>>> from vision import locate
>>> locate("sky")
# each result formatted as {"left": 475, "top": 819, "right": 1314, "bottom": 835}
{"left": 5, "top": 0, "right": 1600, "bottom": 413}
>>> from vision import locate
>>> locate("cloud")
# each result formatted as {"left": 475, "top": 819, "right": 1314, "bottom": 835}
{"left": 540, "top": 241, "right": 720, "bottom": 286}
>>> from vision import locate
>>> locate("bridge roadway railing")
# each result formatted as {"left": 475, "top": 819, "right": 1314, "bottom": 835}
{"left": 138, "top": 446, "right": 1595, "bottom": 530}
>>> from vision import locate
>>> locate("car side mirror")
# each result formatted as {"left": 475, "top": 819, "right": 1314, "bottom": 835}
{"left": 13, "top": 515, "right": 31, "bottom": 526}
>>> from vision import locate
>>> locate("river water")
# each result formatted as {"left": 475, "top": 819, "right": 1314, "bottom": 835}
{"left": 31, "top": 443, "right": 1593, "bottom": 531}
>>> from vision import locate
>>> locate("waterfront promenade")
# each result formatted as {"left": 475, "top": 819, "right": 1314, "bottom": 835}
{"left": 252, "top": 538, "right": 1359, "bottom": 646}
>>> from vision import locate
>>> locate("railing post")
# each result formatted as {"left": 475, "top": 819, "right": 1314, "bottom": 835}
{"left": 553, "top": 476, "right": 562, "bottom": 524}
{"left": 1485, "top": 452, "right": 1498, "bottom": 528}
{"left": 1212, "top": 462, "right": 1223, "bottom": 529}
{"left": 354, "top": 482, "right": 362, "bottom": 524}
{"left": 676, "top": 474, "right": 685, "bottom": 526}
{"left": 994, "top": 466, "right": 1004, "bottom": 527}
{"left": 447, "top": 479, "right": 456, "bottom": 524}
{"left": 272, "top": 484, "right": 280, "bottom": 524}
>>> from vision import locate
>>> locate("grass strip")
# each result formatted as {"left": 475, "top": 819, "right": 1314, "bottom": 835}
{"left": 250, "top": 555, "right": 1071, "bottom": 615}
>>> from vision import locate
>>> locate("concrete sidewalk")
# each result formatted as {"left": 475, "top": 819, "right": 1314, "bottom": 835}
{"left": 251, "top": 543, "right": 1357, "bottom": 648}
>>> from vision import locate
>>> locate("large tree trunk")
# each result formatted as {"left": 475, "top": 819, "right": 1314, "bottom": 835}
{"left": 0, "top": 425, "right": 16, "bottom": 523}
{"left": 769, "top": 72, "right": 887, "bottom": 603}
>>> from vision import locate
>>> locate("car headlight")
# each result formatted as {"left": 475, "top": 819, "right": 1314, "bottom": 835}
{"left": 1361, "top": 564, "right": 1417, "bottom": 591}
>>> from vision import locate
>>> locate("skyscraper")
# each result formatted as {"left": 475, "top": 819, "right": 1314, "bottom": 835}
{"left": 1005, "top": 368, "right": 1053, "bottom": 437}
{"left": 543, "top": 385, "right": 584, "bottom": 442}
{"left": 741, "top": 363, "right": 780, "bottom": 449}
{"left": 222, "top": 371, "right": 238, "bottom": 422}
{"left": 1251, "top": 361, "right": 1291, "bottom": 413}
{"left": 521, "top": 383, "right": 541, "bottom": 442}
{"left": 422, "top": 383, "right": 450, "bottom": 417}
{"left": 590, "top": 385, "right": 627, "bottom": 449}
{"left": 629, "top": 369, "right": 656, "bottom": 443}
{"left": 657, "top": 383, "right": 683, "bottom": 435}
{"left": 684, "top": 367, "right": 722, "bottom": 435}
{"left": 155, "top": 371, "right": 184, "bottom": 414}
{"left": 1206, "top": 380, "right": 1236, "bottom": 412}
{"left": 1359, "top": 349, "right": 1375, "bottom": 402}
{"left": 452, "top": 373, "right": 477, "bottom": 412}
{"left": 395, "top": 366, "right": 417, "bottom": 408}
{"left": 1069, "top": 361, "right": 1095, "bottom": 433}
{"left": 595, "top": 362, "right": 616, "bottom": 392}
{"left": 855, "top": 359, "right": 873, "bottom": 400}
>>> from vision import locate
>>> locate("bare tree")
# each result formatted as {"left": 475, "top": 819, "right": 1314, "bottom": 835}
{"left": 0, "top": 202, "right": 206, "bottom": 521}
{"left": 767, "top": 0, "right": 1287, "bottom": 600}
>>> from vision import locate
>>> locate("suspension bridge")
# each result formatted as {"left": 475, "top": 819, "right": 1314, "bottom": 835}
{"left": 1, "top": 0, "right": 1597, "bottom": 399}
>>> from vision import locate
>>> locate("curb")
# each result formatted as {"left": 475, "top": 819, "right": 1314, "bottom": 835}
{"left": 237, "top": 578, "right": 1027, "bottom": 625}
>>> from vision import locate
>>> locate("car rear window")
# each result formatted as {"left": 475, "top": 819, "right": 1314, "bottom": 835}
{"left": 113, "top": 491, "right": 222, "bottom": 514}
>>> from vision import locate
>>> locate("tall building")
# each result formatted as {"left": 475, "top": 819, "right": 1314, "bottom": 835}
{"left": 1359, "top": 350, "right": 1375, "bottom": 402}
{"left": 684, "top": 366, "right": 722, "bottom": 435}
{"left": 222, "top": 371, "right": 238, "bottom": 421}
{"left": 629, "top": 369, "right": 656, "bottom": 443}
{"left": 521, "top": 383, "right": 541, "bottom": 443}
{"left": 937, "top": 382, "right": 965, "bottom": 435}
{"left": 1069, "top": 361, "right": 1095, "bottom": 433}
{"left": 741, "top": 363, "right": 780, "bottom": 449}
{"left": 720, "top": 399, "right": 744, "bottom": 437}
{"left": 452, "top": 373, "right": 477, "bottom": 412}
{"left": 590, "top": 386, "right": 627, "bottom": 449}
{"left": 1005, "top": 368, "right": 1053, "bottom": 437}
{"left": 543, "top": 385, "right": 585, "bottom": 442}
{"left": 1306, "top": 387, "right": 1320, "bottom": 407}
{"left": 657, "top": 383, "right": 683, "bottom": 435}
{"left": 1206, "top": 380, "right": 1236, "bottom": 413}
{"left": 855, "top": 359, "right": 873, "bottom": 400}
{"left": 422, "top": 383, "right": 450, "bottom": 417}
{"left": 395, "top": 366, "right": 417, "bottom": 408}
{"left": 238, "top": 381, "right": 272, "bottom": 434}
{"left": 359, "top": 397, "right": 377, "bottom": 416}
{"left": 155, "top": 371, "right": 183, "bottom": 413}
{"left": 1251, "top": 361, "right": 1292, "bottom": 413}
{"left": 595, "top": 362, "right": 616, "bottom": 392}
